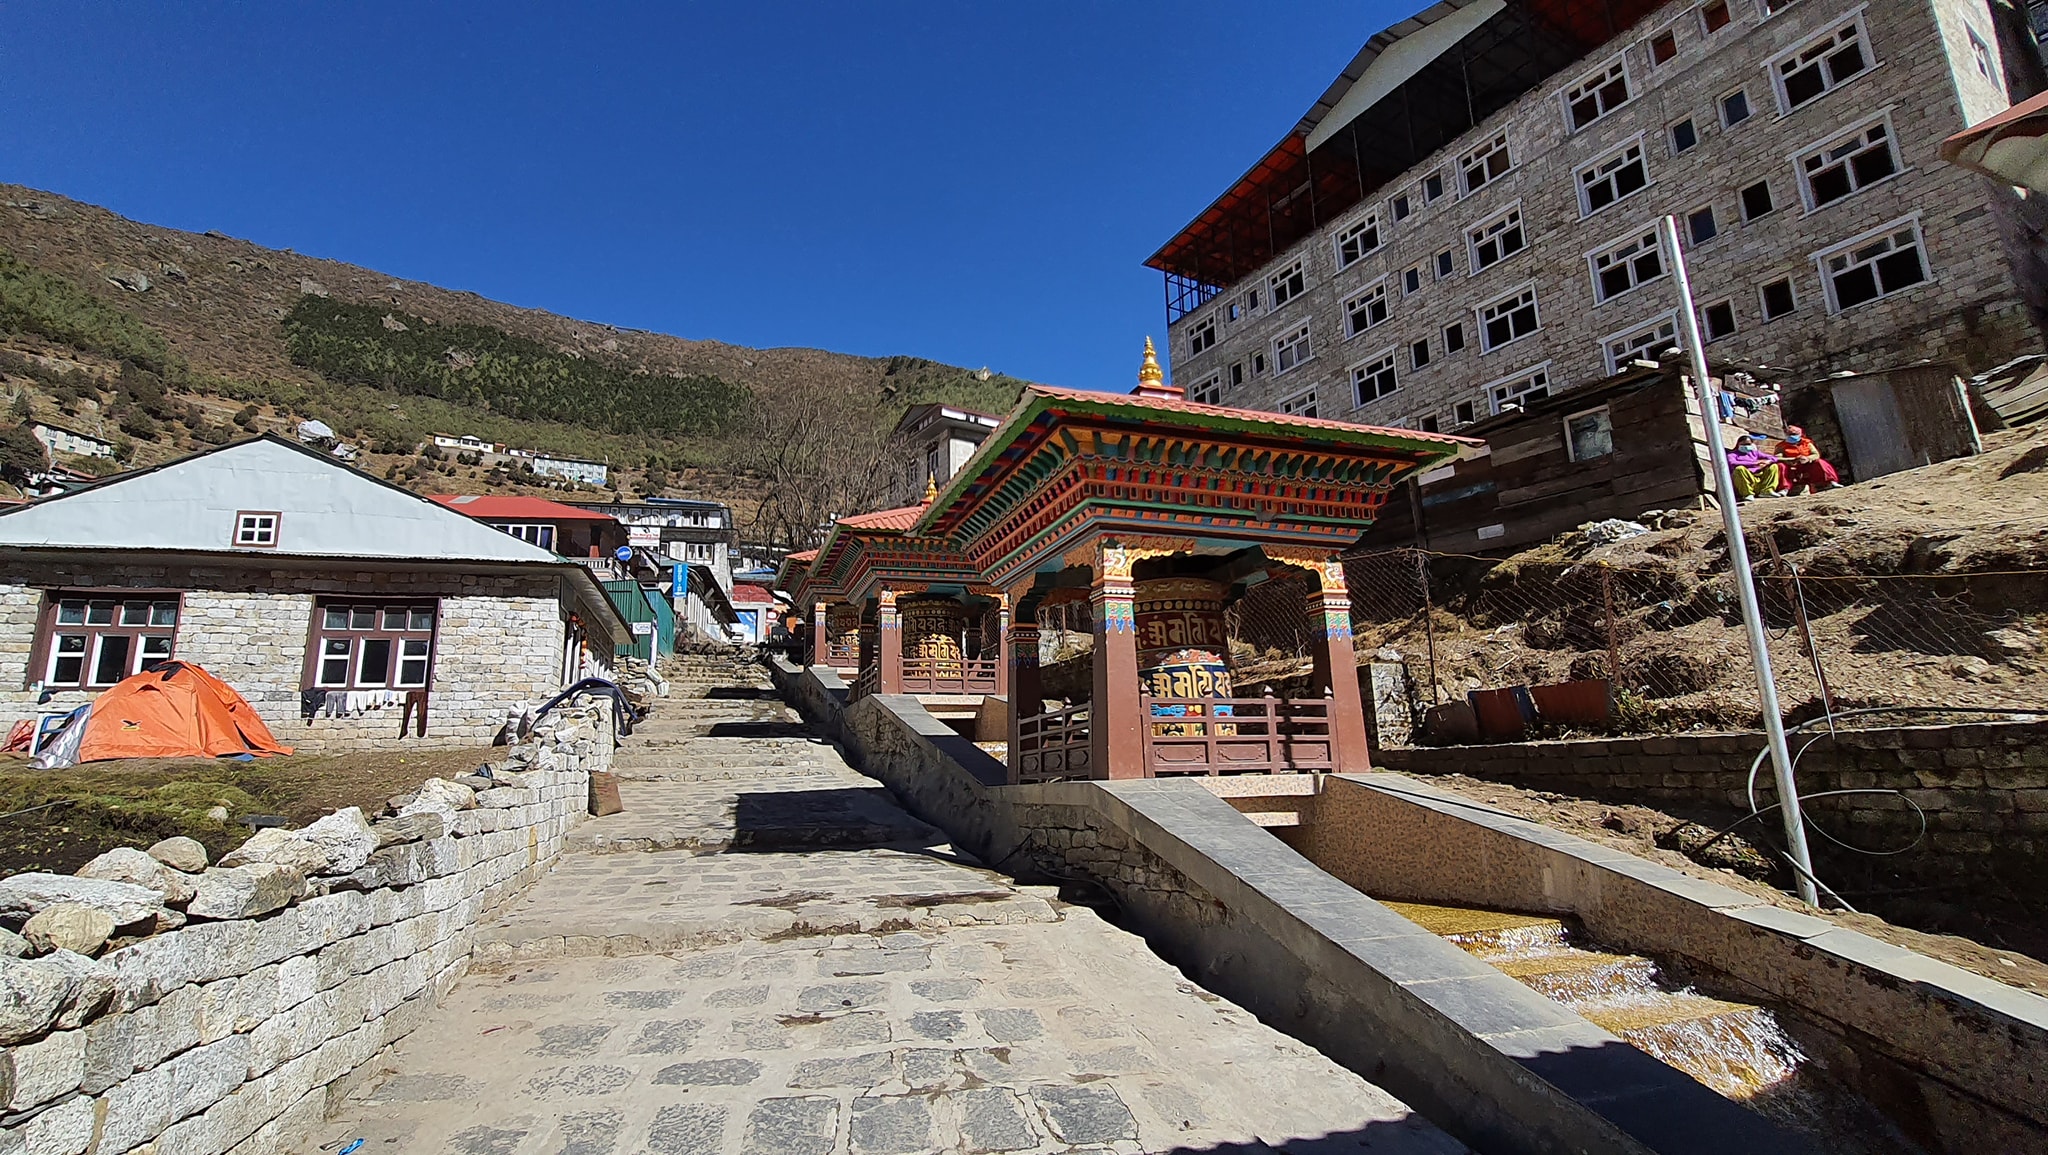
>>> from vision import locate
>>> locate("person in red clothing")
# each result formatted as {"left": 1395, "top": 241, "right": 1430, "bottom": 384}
{"left": 1773, "top": 426, "right": 1840, "bottom": 493}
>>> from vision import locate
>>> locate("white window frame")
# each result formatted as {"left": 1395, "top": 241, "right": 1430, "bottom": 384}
{"left": 1687, "top": 204, "right": 1721, "bottom": 245}
{"left": 1770, "top": 15, "right": 1874, "bottom": 114}
{"left": 1562, "top": 55, "right": 1634, "bottom": 132}
{"left": 1350, "top": 349, "right": 1401, "bottom": 408}
{"left": 1563, "top": 404, "right": 1617, "bottom": 462}
{"left": 489, "top": 522, "right": 557, "bottom": 550}
{"left": 1390, "top": 192, "right": 1413, "bottom": 221}
{"left": 1277, "top": 387, "right": 1319, "bottom": 418}
{"left": 1813, "top": 215, "right": 1930, "bottom": 313}
{"left": 1421, "top": 170, "right": 1447, "bottom": 204}
{"left": 1700, "top": 299, "right": 1739, "bottom": 341}
{"left": 1410, "top": 336, "right": 1433, "bottom": 371}
{"left": 1273, "top": 322, "right": 1314, "bottom": 374}
{"left": 1793, "top": 113, "right": 1901, "bottom": 212}
{"left": 1700, "top": 0, "right": 1734, "bottom": 33}
{"left": 1759, "top": 275, "right": 1799, "bottom": 320}
{"left": 234, "top": 511, "right": 280, "bottom": 548}
{"left": 1268, "top": 258, "right": 1307, "bottom": 308}
{"left": 1333, "top": 211, "right": 1384, "bottom": 270}
{"left": 1190, "top": 373, "right": 1223, "bottom": 405}
{"left": 1484, "top": 364, "right": 1553, "bottom": 414}
{"left": 1434, "top": 248, "right": 1457, "bottom": 281}
{"left": 1969, "top": 26, "right": 1999, "bottom": 84}
{"left": 1453, "top": 399, "right": 1479, "bottom": 426}
{"left": 1587, "top": 227, "right": 1667, "bottom": 305}
{"left": 1720, "top": 86, "right": 1753, "bottom": 127}
{"left": 1459, "top": 132, "right": 1515, "bottom": 197}
{"left": 1467, "top": 203, "right": 1527, "bottom": 273}
{"left": 1442, "top": 321, "right": 1467, "bottom": 356}
{"left": 1343, "top": 280, "right": 1392, "bottom": 339}
{"left": 1669, "top": 115, "right": 1700, "bottom": 155}
{"left": 1739, "top": 178, "right": 1776, "bottom": 222}
{"left": 1402, "top": 266, "right": 1424, "bottom": 296}
{"left": 1476, "top": 283, "right": 1541, "bottom": 353}
{"left": 1600, "top": 312, "right": 1682, "bottom": 374}
{"left": 1229, "top": 288, "right": 1261, "bottom": 322}
{"left": 1576, "top": 138, "right": 1651, "bottom": 218}
{"left": 1188, "top": 315, "right": 1218, "bottom": 356}
{"left": 1646, "top": 24, "right": 1680, "bottom": 69}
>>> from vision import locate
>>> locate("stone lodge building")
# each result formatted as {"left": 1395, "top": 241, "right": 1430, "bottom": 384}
{"left": 1152, "top": 0, "right": 2048, "bottom": 434}
{"left": 0, "top": 436, "right": 630, "bottom": 753}
{"left": 886, "top": 402, "right": 1003, "bottom": 507}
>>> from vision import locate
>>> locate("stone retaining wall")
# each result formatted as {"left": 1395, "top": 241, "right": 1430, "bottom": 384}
{"left": 0, "top": 712, "right": 607, "bottom": 1155}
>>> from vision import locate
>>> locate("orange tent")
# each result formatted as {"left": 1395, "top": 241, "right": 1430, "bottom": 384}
{"left": 36, "top": 662, "right": 291, "bottom": 766}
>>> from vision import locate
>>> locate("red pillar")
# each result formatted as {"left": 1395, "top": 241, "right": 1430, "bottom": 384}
{"left": 1308, "top": 562, "right": 1372, "bottom": 775}
{"left": 1006, "top": 612, "right": 1040, "bottom": 785}
{"left": 995, "top": 599, "right": 1012, "bottom": 697}
{"left": 1090, "top": 547, "right": 1145, "bottom": 779}
{"left": 811, "top": 602, "right": 830, "bottom": 668}
{"left": 877, "top": 588, "right": 903, "bottom": 695}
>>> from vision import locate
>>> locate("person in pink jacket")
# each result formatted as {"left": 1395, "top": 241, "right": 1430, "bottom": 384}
{"left": 1725, "top": 436, "right": 1782, "bottom": 502}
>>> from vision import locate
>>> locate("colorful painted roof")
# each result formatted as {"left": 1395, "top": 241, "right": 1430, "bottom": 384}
{"left": 429, "top": 495, "right": 619, "bottom": 522}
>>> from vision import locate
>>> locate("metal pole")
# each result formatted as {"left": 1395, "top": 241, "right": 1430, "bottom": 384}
{"left": 1658, "top": 215, "right": 1820, "bottom": 906}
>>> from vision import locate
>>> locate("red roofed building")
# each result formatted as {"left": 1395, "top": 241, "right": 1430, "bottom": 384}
{"left": 430, "top": 495, "right": 627, "bottom": 565}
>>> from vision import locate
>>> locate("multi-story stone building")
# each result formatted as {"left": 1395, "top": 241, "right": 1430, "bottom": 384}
{"left": 886, "top": 402, "right": 1003, "bottom": 506}
{"left": 1150, "top": 0, "right": 2047, "bottom": 434}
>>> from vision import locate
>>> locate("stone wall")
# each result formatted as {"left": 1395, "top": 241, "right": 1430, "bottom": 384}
{"left": 0, "top": 559, "right": 570, "bottom": 753}
{"left": 0, "top": 710, "right": 607, "bottom": 1155}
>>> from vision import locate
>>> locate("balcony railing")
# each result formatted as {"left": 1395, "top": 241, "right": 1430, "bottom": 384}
{"left": 850, "top": 664, "right": 879, "bottom": 701}
{"left": 825, "top": 637, "right": 860, "bottom": 667}
{"left": 1014, "top": 703, "right": 1091, "bottom": 783}
{"left": 899, "top": 655, "right": 999, "bottom": 695}
{"left": 1140, "top": 695, "right": 1333, "bottom": 776}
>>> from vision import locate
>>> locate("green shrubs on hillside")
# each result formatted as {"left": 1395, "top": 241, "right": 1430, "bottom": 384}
{"left": 0, "top": 250, "right": 181, "bottom": 377}
{"left": 282, "top": 297, "right": 750, "bottom": 437}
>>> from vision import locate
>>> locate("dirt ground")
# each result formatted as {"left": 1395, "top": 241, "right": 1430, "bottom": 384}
{"left": 0, "top": 746, "right": 492, "bottom": 875}
{"left": 1415, "top": 771, "right": 2048, "bottom": 997}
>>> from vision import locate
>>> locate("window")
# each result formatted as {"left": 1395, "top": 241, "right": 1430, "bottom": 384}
{"left": 1278, "top": 389, "right": 1319, "bottom": 418}
{"left": 1343, "top": 282, "right": 1391, "bottom": 338}
{"left": 1352, "top": 352, "right": 1400, "bottom": 406}
{"left": 1274, "top": 323, "right": 1313, "bottom": 373}
{"left": 1435, "top": 249, "right": 1456, "bottom": 279}
{"left": 1410, "top": 338, "right": 1432, "bottom": 370}
{"left": 1761, "top": 0, "right": 1798, "bottom": 14}
{"left": 1454, "top": 400, "right": 1478, "bottom": 425}
{"left": 1229, "top": 361, "right": 1246, "bottom": 387}
{"left": 1577, "top": 142, "right": 1649, "bottom": 216}
{"left": 1649, "top": 29, "right": 1678, "bottom": 66}
{"left": 1702, "top": 300, "right": 1738, "bottom": 340}
{"left": 1565, "top": 406, "right": 1616, "bottom": 460}
{"left": 1670, "top": 118, "right": 1699, "bottom": 154}
{"left": 1443, "top": 321, "right": 1467, "bottom": 354}
{"left": 490, "top": 522, "right": 558, "bottom": 550}
{"left": 1970, "top": 27, "right": 1998, "bottom": 83}
{"left": 1229, "top": 289, "right": 1261, "bottom": 322}
{"left": 1403, "top": 266, "right": 1424, "bottom": 295}
{"left": 1478, "top": 285, "right": 1540, "bottom": 351}
{"left": 1760, "top": 276, "right": 1798, "bottom": 319}
{"left": 1487, "top": 366, "right": 1552, "bottom": 413}
{"left": 1468, "top": 207, "right": 1527, "bottom": 271}
{"left": 1603, "top": 314, "right": 1681, "bottom": 373}
{"left": 1420, "top": 416, "right": 1442, "bottom": 433}
{"left": 1335, "top": 213, "right": 1383, "bottom": 269}
{"left": 1565, "top": 58, "right": 1632, "bottom": 130}
{"left": 1701, "top": 0, "right": 1732, "bottom": 33}
{"left": 312, "top": 601, "right": 437, "bottom": 690}
{"left": 1799, "top": 120, "right": 1898, "bottom": 208}
{"left": 1774, "top": 20, "right": 1870, "bottom": 112}
{"left": 1188, "top": 316, "right": 1217, "bottom": 355}
{"left": 1391, "top": 193, "right": 1413, "bottom": 221}
{"left": 1252, "top": 352, "right": 1268, "bottom": 376}
{"left": 1688, "top": 205, "right": 1719, "bottom": 244}
{"left": 1269, "top": 259, "right": 1306, "bottom": 307}
{"left": 234, "top": 511, "right": 280, "bottom": 548}
{"left": 1423, "top": 171, "right": 1446, "bottom": 203}
{"left": 1190, "top": 374, "right": 1223, "bottom": 405}
{"left": 1740, "top": 179, "right": 1775, "bottom": 221}
{"left": 1720, "top": 88, "right": 1752, "bottom": 127}
{"left": 1461, "top": 132, "right": 1514, "bottom": 196}
{"left": 1589, "top": 229, "right": 1666, "bottom": 303}
{"left": 38, "top": 594, "right": 180, "bottom": 688}
{"left": 1818, "top": 220, "right": 1928, "bottom": 310}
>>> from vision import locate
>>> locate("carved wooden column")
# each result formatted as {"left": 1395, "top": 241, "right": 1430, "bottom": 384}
{"left": 995, "top": 595, "right": 1012, "bottom": 698}
{"left": 877, "top": 587, "right": 903, "bottom": 695}
{"left": 811, "top": 602, "right": 830, "bottom": 668}
{"left": 1090, "top": 542, "right": 1145, "bottom": 779}
{"left": 1006, "top": 599, "right": 1039, "bottom": 785}
{"left": 1304, "top": 558, "right": 1372, "bottom": 775}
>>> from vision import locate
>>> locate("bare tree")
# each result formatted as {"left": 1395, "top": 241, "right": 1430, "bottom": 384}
{"left": 727, "top": 388, "right": 902, "bottom": 553}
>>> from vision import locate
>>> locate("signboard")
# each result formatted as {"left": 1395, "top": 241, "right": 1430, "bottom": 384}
{"left": 628, "top": 527, "right": 662, "bottom": 548}
{"left": 630, "top": 621, "right": 654, "bottom": 636}
{"left": 614, "top": 545, "right": 634, "bottom": 562}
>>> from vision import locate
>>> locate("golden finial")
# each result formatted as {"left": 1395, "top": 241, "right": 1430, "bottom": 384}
{"left": 1138, "top": 336, "right": 1164, "bottom": 386}
{"left": 923, "top": 474, "right": 939, "bottom": 504}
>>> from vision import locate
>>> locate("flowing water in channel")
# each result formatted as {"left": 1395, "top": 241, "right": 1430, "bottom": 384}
{"left": 1381, "top": 901, "right": 1927, "bottom": 1154}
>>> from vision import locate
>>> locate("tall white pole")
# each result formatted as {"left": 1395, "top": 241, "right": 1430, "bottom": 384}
{"left": 1658, "top": 215, "right": 1820, "bottom": 906}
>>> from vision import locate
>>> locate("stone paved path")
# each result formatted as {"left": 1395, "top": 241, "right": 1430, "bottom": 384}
{"left": 316, "top": 655, "right": 1464, "bottom": 1155}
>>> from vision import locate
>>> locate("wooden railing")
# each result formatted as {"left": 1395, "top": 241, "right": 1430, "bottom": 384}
{"left": 1140, "top": 695, "right": 1334, "bottom": 776}
{"left": 899, "top": 655, "right": 999, "bottom": 695}
{"left": 825, "top": 637, "right": 860, "bottom": 666}
{"left": 849, "top": 664, "right": 879, "bottom": 702}
{"left": 1013, "top": 703, "right": 1091, "bottom": 783}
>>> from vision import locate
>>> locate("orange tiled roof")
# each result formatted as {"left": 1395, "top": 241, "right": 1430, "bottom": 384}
{"left": 837, "top": 504, "right": 925, "bottom": 531}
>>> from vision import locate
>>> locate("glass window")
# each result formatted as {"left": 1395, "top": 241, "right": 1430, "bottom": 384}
{"left": 1479, "top": 287, "right": 1541, "bottom": 351}
{"left": 1578, "top": 143, "right": 1649, "bottom": 216}
{"left": 1443, "top": 322, "right": 1467, "bottom": 354}
{"left": 1488, "top": 368, "right": 1551, "bottom": 413}
{"left": 1455, "top": 400, "right": 1478, "bottom": 425}
{"left": 1188, "top": 316, "right": 1217, "bottom": 355}
{"left": 1589, "top": 230, "right": 1666, "bottom": 303}
{"left": 1670, "top": 118, "right": 1698, "bottom": 154}
{"left": 1702, "top": 300, "right": 1738, "bottom": 340}
{"left": 1649, "top": 29, "right": 1678, "bottom": 65}
{"left": 1775, "top": 20, "right": 1870, "bottom": 112}
{"left": 310, "top": 600, "right": 439, "bottom": 691}
{"left": 1702, "top": 0, "right": 1732, "bottom": 32}
{"left": 1410, "top": 338, "right": 1432, "bottom": 370}
{"left": 39, "top": 594, "right": 183, "bottom": 688}
{"left": 1274, "top": 323, "right": 1313, "bottom": 373}
{"left": 1268, "top": 260, "right": 1306, "bottom": 307}
{"left": 1391, "top": 193, "right": 1412, "bottom": 221}
{"left": 1352, "top": 352, "right": 1400, "bottom": 406}
{"left": 1279, "top": 390, "right": 1319, "bottom": 418}
{"left": 1403, "top": 267, "right": 1423, "bottom": 295}
{"left": 1604, "top": 315, "right": 1682, "bottom": 373}
{"left": 1740, "top": 180, "right": 1775, "bottom": 221}
{"left": 1566, "top": 407, "right": 1616, "bottom": 460}
{"left": 1761, "top": 277, "right": 1798, "bottom": 319}
{"left": 1190, "top": 374, "right": 1223, "bottom": 405}
{"left": 1334, "top": 213, "right": 1382, "bottom": 269}
{"left": 1469, "top": 208, "right": 1526, "bottom": 271}
{"left": 1820, "top": 222, "right": 1928, "bottom": 310}
{"left": 1460, "top": 133, "right": 1514, "bottom": 196}
{"left": 1800, "top": 121, "right": 1897, "bottom": 208}
{"left": 1689, "top": 206, "right": 1719, "bottom": 245}
{"left": 1565, "top": 59, "right": 1632, "bottom": 131}
{"left": 1423, "top": 172, "right": 1446, "bottom": 202}
{"left": 1435, "top": 250, "right": 1455, "bottom": 279}
{"left": 1721, "top": 88, "right": 1752, "bottom": 127}
{"left": 1344, "top": 282, "right": 1391, "bottom": 338}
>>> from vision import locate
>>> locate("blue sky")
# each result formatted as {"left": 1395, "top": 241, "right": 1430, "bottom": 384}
{"left": 0, "top": 3, "right": 1391, "bottom": 390}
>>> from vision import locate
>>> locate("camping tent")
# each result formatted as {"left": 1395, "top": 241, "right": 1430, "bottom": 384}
{"left": 33, "top": 662, "right": 292, "bottom": 768}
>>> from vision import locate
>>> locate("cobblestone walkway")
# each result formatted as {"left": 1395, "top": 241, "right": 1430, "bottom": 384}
{"left": 317, "top": 658, "right": 1463, "bottom": 1155}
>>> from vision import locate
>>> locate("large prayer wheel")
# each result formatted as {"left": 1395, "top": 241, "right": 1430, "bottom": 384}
{"left": 1135, "top": 578, "right": 1232, "bottom": 732}
{"left": 899, "top": 595, "right": 966, "bottom": 675}
{"left": 826, "top": 604, "right": 862, "bottom": 663}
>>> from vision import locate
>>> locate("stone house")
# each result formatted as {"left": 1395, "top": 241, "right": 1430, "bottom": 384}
{"left": 30, "top": 420, "right": 115, "bottom": 460}
{"left": 0, "top": 436, "right": 630, "bottom": 753}
{"left": 1153, "top": 0, "right": 2047, "bottom": 436}
{"left": 886, "top": 403, "right": 1002, "bottom": 507}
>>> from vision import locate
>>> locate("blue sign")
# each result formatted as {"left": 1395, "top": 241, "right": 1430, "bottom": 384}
{"left": 614, "top": 546, "right": 633, "bottom": 562}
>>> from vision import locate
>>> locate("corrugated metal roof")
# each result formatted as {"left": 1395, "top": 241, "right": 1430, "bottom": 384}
{"left": 429, "top": 495, "right": 620, "bottom": 522}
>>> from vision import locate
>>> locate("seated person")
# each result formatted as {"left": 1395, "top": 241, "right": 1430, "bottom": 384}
{"left": 1724, "top": 436, "right": 1782, "bottom": 502}
{"left": 1773, "top": 426, "right": 1839, "bottom": 493}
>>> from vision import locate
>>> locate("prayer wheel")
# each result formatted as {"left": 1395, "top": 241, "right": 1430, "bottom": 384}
{"left": 1134, "top": 578, "right": 1233, "bottom": 733}
{"left": 827, "top": 604, "right": 862, "bottom": 662}
{"left": 899, "top": 595, "right": 966, "bottom": 675}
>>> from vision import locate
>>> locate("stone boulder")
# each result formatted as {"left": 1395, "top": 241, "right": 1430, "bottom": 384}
{"left": 220, "top": 828, "right": 330, "bottom": 874}
{"left": 146, "top": 836, "right": 209, "bottom": 873}
{"left": 22, "top": 905, "right": 115, "bottom": 957}
{"left": 299, "top": 808, "right": 378, "bottom": 874}
{"left": 185, "top": 864, "right": 305, "bottom": 921}
{"left": 0, "top": 874, "right": 165, "bottom": 929}
{"left": 39, "top": 950, "right": 116, "bottom": 1030}
{"left": 104, "top": 265, "right": 151, "bottom": 292}
{"left": 0, "top": 955, "right": 75, "bottom": 1044}
{"left": 76, "top": 847, "right": 198, "bottom": 906}
{"left": 372, "top": 811, "right": 446, "bottom": 848}
{"left": 397, "top": 778, "right": 476, "bottom": 819}
{"left": 0, "top": 928, "right": 26, "bottom": 957}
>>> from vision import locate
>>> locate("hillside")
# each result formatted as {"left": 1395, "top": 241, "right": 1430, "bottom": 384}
{"left": 0, "top": 183, "right": 1028, "bottom": 544}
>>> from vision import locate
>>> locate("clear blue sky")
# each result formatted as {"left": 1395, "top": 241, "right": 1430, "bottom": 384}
{"left": 1, "top": 3, "right": 1390, "bottom": 390}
